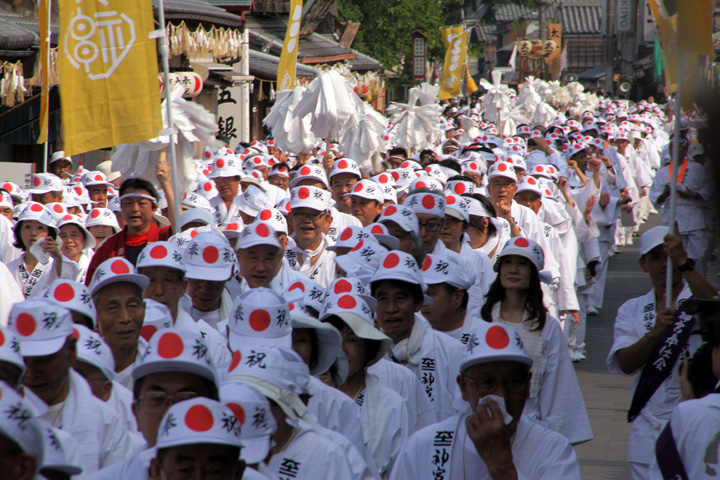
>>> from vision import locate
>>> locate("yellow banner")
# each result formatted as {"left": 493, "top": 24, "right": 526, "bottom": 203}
{"left": 647, "top": 0, "right": 678, "bottom": 91}
{"left": 58, "top": 0, "right": 162, "bottom": 156}
{"left": 439, "top": 30, "right": 468, "bottom": 100}
{"left": 277, "top": 0, "right": 303, "bottom": 91}
{"left": 37, "top": 0, "right": 50, "bottom": 145}
{"left": 465, "top": 63, "right": 478, "bottom": 94}
{"left": 677, "top": 0, "right": 713, "bottom": 110}
{"left": 440, "top": 26, "right": 463, "bottom": 49}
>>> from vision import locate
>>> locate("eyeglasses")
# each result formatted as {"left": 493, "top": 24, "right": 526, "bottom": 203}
{"left": 160, "top": 461, "right": 233, "bottom": 480}
{"left": 293, "top": 210, "right": 327, "bottom": 220}
{"left": 136, "top": 391, "right": 200, "bottom": 412}
{"left": 489, "top": 181, "right": 516, "bottom": 189}
{"left": 418, "top": 220, "right": 443, "bottom": 232}
{"left": 464, "top": 374, "right": 529, "bottom": 395}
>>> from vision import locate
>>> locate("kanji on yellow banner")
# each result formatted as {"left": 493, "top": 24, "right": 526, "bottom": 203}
{"left": 58, "top": 0, "right": 162, "bottom": 156}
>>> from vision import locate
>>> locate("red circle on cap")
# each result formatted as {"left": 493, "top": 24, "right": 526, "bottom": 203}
{"left": 536, "top": 166, "right": 544, "bottom": 173}
{"left": 62, "top": 214, "right": 73, "bottom": 222}
{"left": 72, "top": 328, "right": 80, "bottom": 341}
{"left": 203, "top": 246, "right": 219, "bottom": 264}
{"left": 2, "top": 182, "right": 11, "bottom": 191}
{"left": 31, "top": 203, "right": 43, "bottom": 212}
{"left": 226, "top": 402, "right": 246, "bottom": 425}
{"left": 422, "top": 256, "right": 432, "bottom": 271}
{"left": 378, "top": 175, "right": 389, "bottom": 184}
{"left": 150, "top": 245, "right": 167, "bottom": 259}
{"left": 289, "top": 281, "right": 305, "bottom": 292}
{"left": 340, "top": 228, "right": 353, "bottom": 242}
{"left": 298, "top": 187, "right": 310, "bottom": 200}
{"left": 16, "top": 313, "right": 36, "bottom": 336}
{"left": 371, "top": 225, "right": 384, "bottom": 234}
{"left": 338, "top": 295, "right": 357, "bottom": 310}
{"left": 90, "top": 209, "right": 101, "bottom": 219}
{"left": 338, "top": 160, "right": 348, "bottom": 169}
{"left": 225, "top": 223, "right": 239, "bottom": 231}
{"left": 141, "top": 325, "right": 158, "bottom": 342}
{"left": 33, "top": 177, "right": 41, "bottom": 186}
{"left": 229, "top": 350, "right": 242, "bottom": 371}
{"left": 469, "top": 162, "right": 478, "bottom": 170}
{"left": 53, "top": 204, "right": 64, "bottom": 213}
{"left": 94, "top": 175, "right": 103, "bottom": 182}
{"left": 514, "top": 238, "right": 530, "bottom": 248}
{"left": 256, "top": 223, "right": 270, "bottom": 237}
{"left": 422, "top": 195, "right": 436, "bottom": 210}
{"left": 390, "top": 171, "right": 400, "bottom": 181}
{"left": 384, "top": 205, "right": 397, "bottom": 217}
{"left": 354, "top": 183, "right": 363, "bottom": 193}
{"left": 0, "top": 329, "right": 4, "bottom": 346}
{"left": 253, "top": 157, "right": 262, "bottom": 164}
{"left": 334, "top": 279, "right": 352, "bottom": 294}
{"left": 203, "top": 182, "right": 212, "bottom": 192}
{"left": 486, "top": 325, "right": 510, "bottom": 349}
{"left": 300, "top": 166, "right": 311, "bottom": 176}
{"left": 249, "top": 310, "right": 271, "bottom": 332}
{"left": 54, "top": 283, "right": 75, "bottom": 303}
{"left": 528, "top": 177, "right": 536, "bottom": 185}
{"left": 447, "top": 195, "right": 456, "bottom": 205}
{"left": 185, "top": 404, "right": 214, "bottom": 432}
{"left": 216, "top": 158, "right": 226, "bottom": 168}
{"left": 401, "top": 161, "right": 410, "bottom": 168}
{"left": 111, "top": 260, "right": 130, "bottom": 274}
{"left": 454, "top": 183, "right": 466, "bottom": 194}
{"left": 260, "top": 209, "right": 273, "bottom": 221}
{"left": 497, "top": 163, "right": 508, "bottom": 172}
{"left": 190, "top": 230, "right": 199, "bottom": 238}
{"left": 351, "top": 240, "right": 364, "bottom": 252}
{"left": 383, "top": 252, "right": 400, "bottom": 268}
{"left": 158, "top": 332, "right": 184, "bottom": 358}
{"left": 416, "top": 181, "right": 427, "bottom": 189}
{"left": 204, "top": 151, "right": 211, "bottom": 159}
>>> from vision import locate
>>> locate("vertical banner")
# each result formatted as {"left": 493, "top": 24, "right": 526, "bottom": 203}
{"left": 647, "top": 0, "right": 678, "bottom": 91}
{"left": 438, "top": 29, "right": 468, "bottom": 100}
{"left": 440, "top": 26, "right": 463, "bottom": 49}
{"left": 677, "top": 0, "right": 714, "bottom": 110}
{"left": 58, "top": 0, "right": 162, "bottom": 156}
{"left": 548, "top": 23, "right": 562, "bottom": 48}
{"left": 37, "top": 0, "right": 50, "bottom": 145}
{"left": 277, "top": 0, "right": 303, "bottom": 91}
{"left": 464, "top": 63, "right": 478, "bottom": 94}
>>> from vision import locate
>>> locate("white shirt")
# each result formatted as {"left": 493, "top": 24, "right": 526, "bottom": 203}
{"left": 0, "top": 260, "right": 23, "bottom": 326}
{"left": 286, "top": 233, "right": 337, "bottom": 287}
{"left": 329, "top": 207, "right": 363, "bottom": 242}
{"left": 174, "top": 307, "right": 231, "bottom": 366}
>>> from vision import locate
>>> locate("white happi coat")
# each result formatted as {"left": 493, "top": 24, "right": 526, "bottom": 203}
{"left": 50, "top": 370, "right": 136, "bottom": 476}
{"left": 436, "top": 311, "right": 484, "bottom": 346}
{"left": 649, "top": 159, "right": 711, "bottom": 234}
{"left": 306, "top": 376, "right": 365, "bottom": 456}
{"left": 257, "top": 420, "right": 356, "bottom": 479}
{"left": 174, "top": 307, "right": 231, "bottom": 366}
{"left": 490, "top": 308, "right": 592, "bottom": 445}
{"left": 385, "top": 316, "right": 463, "bottom": 422}
{"left": 329, "top": 207, "right": 363, "bottom": 242}
{"left": 210, "top": 194, "right": 242, "bottom": 226}
{"left": 109, "top": 380, "right": 138, "bottom": 432}
{"left": 459, "top": 242, "right": 495, "bottom": 315}
{"left": 114, "top": 336, "right": 149, "bottom": 389}
{"left": 0, "top": 260, "right": 23, "bottom": 326}
{"left": 649, "top": 393, "right": 720, "bottom": 480}
{"left": 389, "top": 413, "right": 581, "bottom": 480}
{"left": 368, "top": 358, "right": 437, "bottom": 433}
{"left": 85, "top": 446, "right": 154, "bottom": 480}
{"left": 180, "top": 288, "right": 234, "bottom": 331}
{"left": 607, "top": 284, "right": 701, "bottom": 465}
{"left": 286, "top": 233, "right": 337, "bottom": 287}
{"left": 268, "top": 257, "right": 308, "bottom": 293}
{"left": 8, "top": 254, "right": 80, "bottom": 298}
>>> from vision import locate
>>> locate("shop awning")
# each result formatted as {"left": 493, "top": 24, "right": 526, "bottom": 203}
{"left": 249, "top": 50, "right": 320, "bottom": 80}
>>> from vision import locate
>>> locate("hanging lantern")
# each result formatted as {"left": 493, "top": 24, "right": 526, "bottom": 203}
{"left": 518, "top": 41, "right": 533, "bottom": 56}
{"left": 543, "top": 40, "right": 557, "bottom": 55}
{"left": 158, "top": 72, "right": 203, "bottom": 97}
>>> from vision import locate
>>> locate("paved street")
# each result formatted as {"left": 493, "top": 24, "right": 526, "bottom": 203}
{"left": 573, "top": 216, "right": 720, "bottom": 479}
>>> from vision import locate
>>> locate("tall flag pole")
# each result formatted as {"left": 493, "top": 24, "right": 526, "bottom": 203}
{"left": 277, "top": 0, "right": 303, "bottom": 91}
{"left": 37, "top": 0, "right": 52, "bottom": 172}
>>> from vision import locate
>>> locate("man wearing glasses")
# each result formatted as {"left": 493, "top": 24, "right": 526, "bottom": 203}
{"left": 402, "top": 189, "right": 448, "bottom": 256}
{"left": 390, "top": 322, "right": 580, "bottom": 479}
{"left": 286, "top": 185, "right": 337, "bottom": 287}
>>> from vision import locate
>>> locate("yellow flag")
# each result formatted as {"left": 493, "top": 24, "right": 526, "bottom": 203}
{"left": 465, "top": 63, "right": 478, "bottom": 94}
{"left": 37, "top": 0, "right": 50, "bottom": 145}
{"left": 439, "top": 30, "right": 468, "bottom": 100}
{"left": 440, "top": 26, "right": 463, "bottom": 49}
{"left": 58, "top": 0, "right": 162, "bottom": 156}
{"left": 677, "top": 0, "right": 713, "bottom": 110}
{"left": 277, "top": 0, "right": 303, "bottom": 91}
{"left": 647, "top": 0, "right": 678, "bottom": 91}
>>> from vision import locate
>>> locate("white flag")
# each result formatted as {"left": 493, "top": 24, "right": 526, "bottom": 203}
{"left": 509, "top": 42, "right": 518, "bottom": 72}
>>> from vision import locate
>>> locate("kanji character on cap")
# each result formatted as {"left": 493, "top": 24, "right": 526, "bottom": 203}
{"left": 0, "top": 381, "right": 45, "bottom": 476}
{"left": 327, "top": 225, "right": 370, "bottom": 255}
{"left": 289, "top": 165, "right": 329, "bottom": 189}
{"left": 227, "top": 287, "right": 294, "bottom": 351}
{"left": 378, "top": 204, "right": 420, "bottom": 236}
{"left": 88, "top": 257, "right": 150, "bottom": 296}
{"left": 364, "top": 222, "right": 400, "bottom": 251}
{"left": 40, "top": 425, "right": 83, "bottom": 478}
{"left": 335, "top": 237, "right": 389, "bottom": 281}
{"left": 44, "top": 279, "right": 97, "bottom": 329}
{"left": 290, "top": 185, "right": 332, "bottom": 212}
{"left": 330, "top": 158, "right": 361, "bottom": 180}
{"left": 183, "top": 232, "right": 236, "bottom": 282}
{"left": 8, "top": 299, "right": 74, "bottom": 357}
{"left": 73, "top": 324, "right": 116, "bottom": 383}
{"left": 286, "top": 277, "right": 327, "bottom": 315}
{"left": 0, "top": 326, "right": 25, "bottom": 387}
{"left": 444, "top": 193, "right": 470, "bottom": 222}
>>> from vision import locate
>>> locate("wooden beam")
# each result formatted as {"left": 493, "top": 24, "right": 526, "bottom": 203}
{"left": 338, "top": 22, "right": 360, "bottom": 48}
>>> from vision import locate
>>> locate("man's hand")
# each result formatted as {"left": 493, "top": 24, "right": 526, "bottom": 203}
{"left": 493, "top": 201, "right": 512, "bottom": 222}
{"left": 466, "top": 399, "right": 518, "bottom": 480}
{"left": 558, "top": 177, "right": 569, "bottom": 192}
{"left": 587, "top": 157, "right": 602, "bottom": 173}
{"left": 599, "top": 192, "right": 610, "bottom": 208}
{"left": 679, "top": 360, "right": 695, "bottom": 401}
{"left": 663, "top": 229, "right": 689, "bottom": 267}
{"left": 156, "top": 149, "right": 171, "bottom": 186}
{"left": 652, "top": 305, "right": 676, "bottom": 336}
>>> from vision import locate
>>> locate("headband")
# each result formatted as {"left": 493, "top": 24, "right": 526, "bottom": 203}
{"left": 466, "top": 197, "right": 494, "bottom": 218}
{"left": 119, "top": 193, "right": 158, "bottom": 205}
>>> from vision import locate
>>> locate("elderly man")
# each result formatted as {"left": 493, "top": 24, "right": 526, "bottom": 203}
{"left": 28, "top": 173, "right": 63, "bottom": 205}
{"left": 82, "top": 171, "right": 113, "bottom": 209}
{"left": 8, "top": 298, "right": 135, "bottom": 476}
{"left": 286, "top": 185, "right": 337, "bottom": 287}
{"left": 347, "top": 179, "right": 385, "bottom": 227}
{"left": 48, "top": 151, "right": 73, "bottom": 182}
{"left": 208, "top": 152, "right": 244, "bottom": 225}
{"left": 607, "top": 226, "right": 716, "bottom": 480}
{"left": 390, "top": 322, "right": 581, "bottom": 479}
{"left": 89, "top": 257, "right": 150, "bottom": 387}
{"left": 136, "top": 240, "right": 229, "bottom": 366}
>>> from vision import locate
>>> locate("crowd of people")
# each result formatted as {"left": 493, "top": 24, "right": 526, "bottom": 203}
{"left": 0, "top": 91, "right": 717, "bottom": 480}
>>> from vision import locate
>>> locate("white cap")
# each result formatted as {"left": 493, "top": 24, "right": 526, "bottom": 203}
{"left": 290, "top": 186, "right": 331, "bottom": 212}
{"left": 0, "top": 382, "right": 45, "bottom": 470}
{"left": 255, "top": 208, "right": 288, "bottom": 235}
{"left": 320, "top": 293, "right": 391, "bottom": 367}
{"left": 85, "top": 208, "right": 121, "bottom": 233}
{"left": 41, "top": 426, "right": 82, "bottom": 476}
{"left": 15, "top": 202, "right": 58, "bottom": 235}
{"left": 226, "top": 346, "right": 308, "bottom": 420}
{"left": 409, "top": 176, "right": 444, "bottom": 192}
{"left": 421, "top": 253, "right": 474, "bottom": 290}
{"left": 444, "top": 193, "right": 469, "bottom": 222}
{"left": 243, "top": 154, "right": 269, "bottom": 171}
{"left": 184, "top": 232, "right": 236, "bottom": 281}
{"left": 132, "top": 328, "right": 218, "bottom": 385}
{"left": 234, "top": 185, "right": 273, "bottom": 218}
{"left": 181, "top": 192, "right": 214, "bottom": 213}
{"left": 269, "top": 164, "right": 290, "bottom": 178}
{"left": 335, "top": 237, "right": 389, "bottom": 278}
{"left": 137, "top": 241, "right": 186, "bottom": 273}
{"left": 237, "top": 222, "right": 282, "bottom": 250}
{"left": 565, "top": 142, "right": 589, "bottom": 161}
{"left": 73, "top": 324, "right": 115, "bottom": 381}
{"left": 494, "top": 236, "right": 545, "bottom": 273}
{"left": 219, "top": 382, "right": 276, "bottom": 464}
{"left": 487, "top": 161, "right": 516, "bottom": 182}
{"left": 403, "top": 191, "right": 446, "bottom": 219}
{"left": 81, "top": 171, "right": 112, "bottom": 188}
{"left": 286, "top": 277, "right": 326, "bottom": 313}
{"left": 400, "top": 159, "right": 423, "bottom": 170}
{"left": 289, "top": 165, "right": 329, "bottom": 189}
{"left": 370, "top": 250, "right": 427, "bottom": 292}
{"left": 96, "top": 160, "right": 121, "bottom": 183}
{"left": 28, "top": 173, "right": 63, "bottom": 194}
{"left": 344, "top": 179, "right": 384, "bottom": 203}
{"left": 515, "top": 176, "right": 543, "bottom": 197}
{"left": 529, "top": 164, "right": 553, "bottom": 180}
{"left": 89, "top": 257, "right": 150, "bottom": 295}
{"left": 58, "top": 214, "right": 97, "bottom": 251}
{"left": 276, "top": 197, "right": 292, "bottom": 216}
{"left": 155, "top": 398, "right": 243, "bottom": 450}
{"left": 228, "top": 288, "right": 293, "bottom": 352}
{"left": 179, "top": 208, "right": 215, "bottom": 230}
{"left": 49, "top": 151, "right": 70, "bottom": 165}
{"left": 364, "top": 222, "right": 400, "bottom": 251}
{"left": 325, "top": 277, "right": 378, "bottom": 314}
{"left": 43, "top": 279, "right": 97, "bottom": 328}
{"left": 290, "top": 315, "right": 342, "bottom": 375}
{"left": 45, "top": 202, "right": 68, "bottom": 222}
{"left": 425, "top": 164, "right": 449, "bottom": 185}
{"left": 1, "top": 181, "right": 25, "bottom": 201}
{"left": 459, "top": 322, "right": 533, "bottom": 373}
{"left": 209, "top": 155, "right": 243, "bottom": 178}
{"left": 328, "top": 226, "right": 370, "bottom": 252}
{"left": 370, "top": 172, "right": 396, "bottom": 189}
{"left": 0, "top": 326, "right": 25, "bottom": 378}
{"left": 8, "top": 299, "right": 74, "bottom": 357}
{"left": 195, "top": 178, "right": 219, "bottom": 199}
{"left": 140, "top": 299, "right": 174, "bottom": 342}
{"left": 445, "top": 180, "right": 476, "bottom": 196}
{"left": 638, "top": 226, "right": 670, "bottom": 258}
{"left": 378, "top": 204, "right": 419, "bottom": 235}
{"left": 329, "top": 158, "right": 361, "bottom": 179}
{"left": 0, "top": 190, "right": 12, "bottom": 208}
